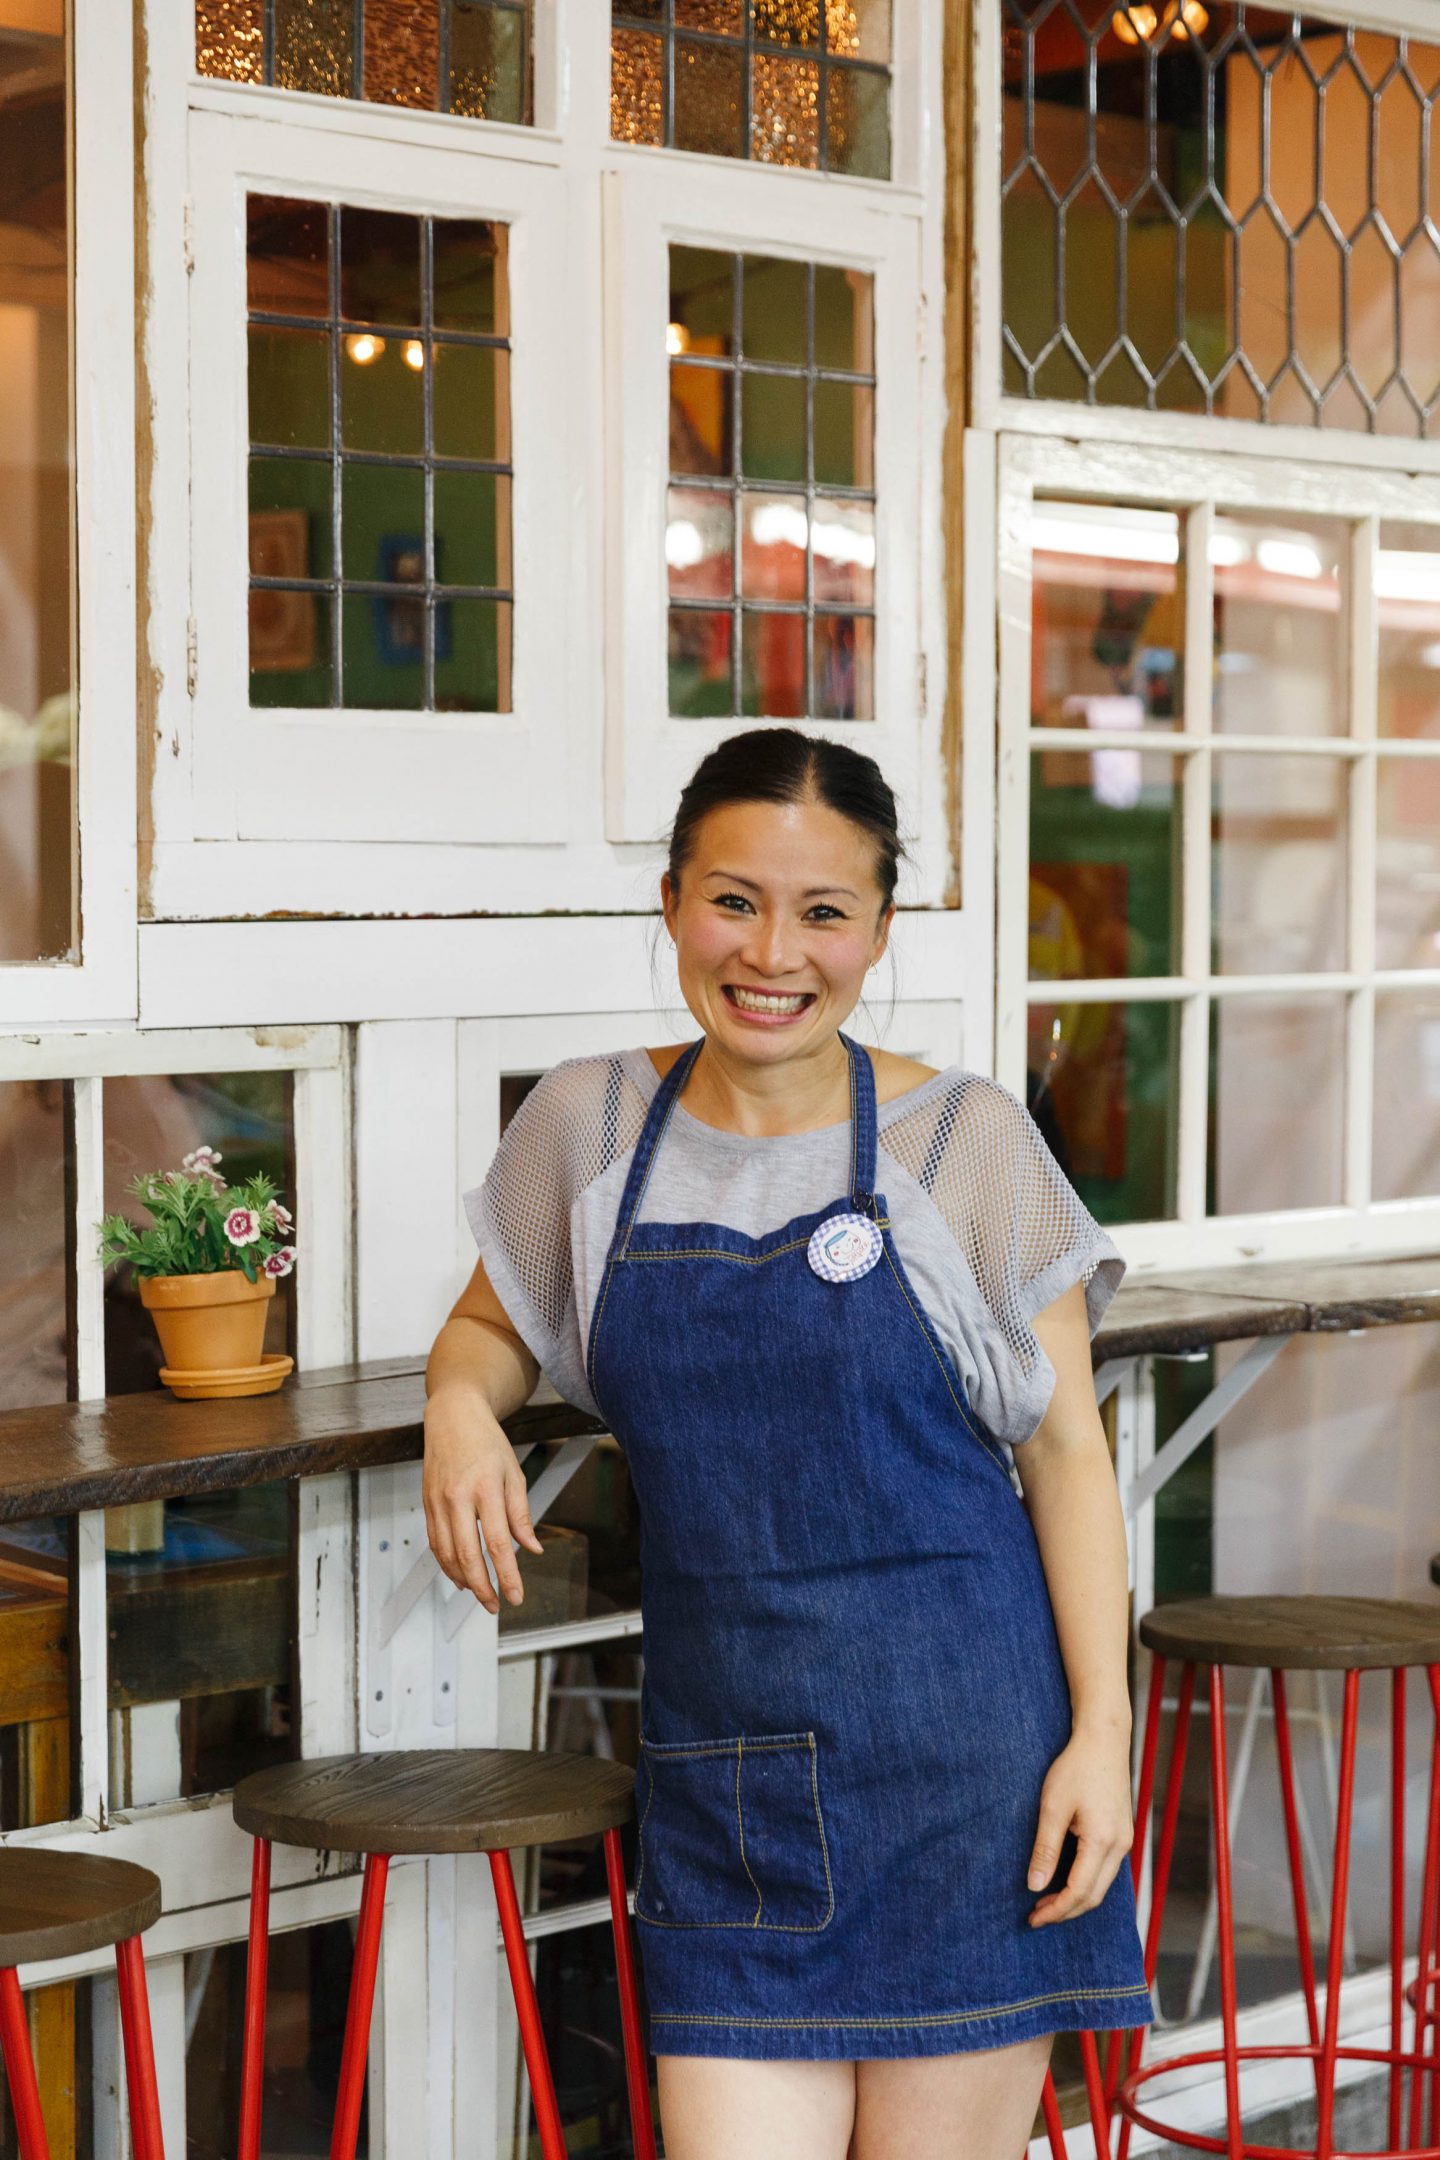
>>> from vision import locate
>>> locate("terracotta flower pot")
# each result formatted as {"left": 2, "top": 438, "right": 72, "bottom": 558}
{"left": 139, "top": 1270, "right": 275, "bottom": 1384}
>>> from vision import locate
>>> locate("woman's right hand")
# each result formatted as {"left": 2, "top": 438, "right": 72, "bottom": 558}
{"left": 423, "top": 1384, "right": 545, "bottom": 1613}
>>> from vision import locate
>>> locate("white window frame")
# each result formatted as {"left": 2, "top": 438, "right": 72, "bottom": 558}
{"left": 184, "top": 112, "right": 571, "bottom": 847}
{"left": 0, "top": 5, "right": 138, "bottom": 1025}
{"left": 601, "top": 157, "right": 930, "bottom": 849}
{"left": 993, "top": 430, "right": 1440, "bottom": 1270}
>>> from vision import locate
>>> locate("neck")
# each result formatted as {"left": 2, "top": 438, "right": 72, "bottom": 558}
{"left": 678, "top": 1031, "right": 854, "bottom": 1138}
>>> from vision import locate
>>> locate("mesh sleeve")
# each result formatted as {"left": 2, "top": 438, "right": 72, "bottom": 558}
{"left": 881, "top": 1074, "right": 1123, "bottom": 1440}
{"left": 462, "top": 1053, "right": 650, "bottom": 1415}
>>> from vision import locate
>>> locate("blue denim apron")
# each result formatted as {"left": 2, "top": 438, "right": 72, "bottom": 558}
{"left": 586, "top": 1030, "right": 1151, "bottom": 2060}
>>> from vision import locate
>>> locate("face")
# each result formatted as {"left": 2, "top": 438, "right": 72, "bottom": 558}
{"left": 661, "top": 797, "right": 894, "bottom": 1062}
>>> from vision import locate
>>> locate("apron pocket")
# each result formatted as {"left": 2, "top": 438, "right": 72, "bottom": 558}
{"left": 635, "top": 1731, "right": 834, "bottom": 1932}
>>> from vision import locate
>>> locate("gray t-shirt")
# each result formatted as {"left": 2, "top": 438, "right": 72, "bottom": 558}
{"left": 464, "top": 1047, "right": 1123, "bottom": 1450}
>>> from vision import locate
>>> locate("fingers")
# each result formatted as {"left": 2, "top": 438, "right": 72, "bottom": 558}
{"left": 505, "top": 1464, "right": 545, "bottom": 1558}
{"left": 1027, "top": 1789, "right": 1070, "bottom": 1893}
{"left": 1029, "top": 1830, "right": 1129, "bottom": 1927}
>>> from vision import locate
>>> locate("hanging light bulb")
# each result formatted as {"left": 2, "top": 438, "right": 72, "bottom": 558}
{"left": 1111, "top": 0, "right": 1206, "bottom": 41}
{"left": 1111, "top": 4, "right": 1159, "bottom": 42}
{"left": 403, "top": 339, "right": 425, "bottom": 371}
{"left": 666, "top": 321, "right": 691, "bottom": 357}
{"left": 344, "top": 332, "right": 385, "bottom": 364}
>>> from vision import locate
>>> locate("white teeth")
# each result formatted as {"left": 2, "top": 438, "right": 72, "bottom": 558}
{"left": 729, "top": 986, "right": 810, "bottom": 1014}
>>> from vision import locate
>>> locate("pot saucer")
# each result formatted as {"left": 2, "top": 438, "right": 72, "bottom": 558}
{"left": 158, "top": 1352, "right": 294, "bottom": 1400}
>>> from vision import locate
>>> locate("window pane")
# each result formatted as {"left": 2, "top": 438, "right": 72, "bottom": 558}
{"left": 1377, "top": 758, "right": 1440, "bottom": 971}
{"left": 812, "top": 611, "right": 873, "bottom": 720}
{"left": 1002, "top": 7, "right": 1440, "bottom": 438}
{"left": 742, "top": 608, "right": 806, "bottom": 718}
{"left": 1374, "top": 990, "right": 1440, "bottom": 1201}
{"left": 249, "top": 200, "right": 514, "bottom": 711}
{"left": 1029, "top": 751, "right": 1182, "bottom": 982}
{"left": 742, "top": 493, "right": 806, "bottom": 601}
{"left": 812, "top": 497, "right": 874, "bottom": 606}
{"left": 613, "top": 0, "right": 891, "bottom": 173}
{"left": 1209, "top": 996, "right": 1346, "bottom": 1213}
{"left": 186, "top": 1923, "right": 362, "bottom": 2153}
{"left": 668, "top": 607, "right": 733, "bottom": 716}
{"left": 0, "top": 1079, "right": 70, "bottom": 1410}
{"left": 1378, "top": 522, "right": 1440, "bottom": 740}
{"left": 1212, "top": 515, "right": 1348, "bottom": 737}
{"left": 199, "top": 0, "right": 534, "bottom": 124}
{"left": 497, "top": 1917, "right": 653, "bottom": 2160}
{"left": 0, "top": 0, "right": 75, "bottom": 962}
{"left": 667, "top": 486, "right": 734, "bottom": 602}
{"left": 1027, "top": 998, "right": 1179, "bottom": 1224}
{"left": 101, "top": 1071, "right": 298, "bottom": 1809}
{"left": 1212, "top": 755, "right": 1348, "bottom": 975}
{"left": 1029, "top": 503, "right": 1183, "bottom": 732}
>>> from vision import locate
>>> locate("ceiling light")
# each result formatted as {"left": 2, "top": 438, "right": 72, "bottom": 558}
{"left": 667, "top": 322, "right": 691, "bottom": 357}
{"left": 345, "top": 333, "right": 384, "bottom": 365}
{"left": 403, "top": 339, "right": 426, "bottom": 371}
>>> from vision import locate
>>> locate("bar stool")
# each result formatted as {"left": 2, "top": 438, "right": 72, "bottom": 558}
{"left": 1111, "top": 1595, "right": 1440, "bottom": 2160}
{"left": 232, "top": 1748, "right": 657, "bottom": 2160}
{"left": 0, "top": 1849, "right": 165, "bottom": 2160}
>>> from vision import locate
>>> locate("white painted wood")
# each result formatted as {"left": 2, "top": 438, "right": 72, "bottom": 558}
{"left": 356, "top": 1020, "right": 459, "bottom": 1356}
{"left": 370, "top": 1855, "right": 431, "bottom": 2159}
{"left": 0, "top": 1024, "right": 343, "bottom": 1077}
{"left": 90, "top": 1973, "right": 127, "bottom": 2160}
{"left": 0, "top": 3, "right": 139, "bottom": 1025}
{"left": 957, "top": 429, "right": 999, "bottom": 1072}
{"left": 294, "top": 1054, "right": 354, "bottom": 1368}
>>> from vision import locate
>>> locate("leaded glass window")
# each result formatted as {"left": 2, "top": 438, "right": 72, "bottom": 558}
{"left": 612, "top": 2, "right": 891, "bottom": 178}
{"left": 196, "top": 0, "right": 533, "bottom": 124}
{"left": 667, "top": 248, "right": 876, "bottom": 721}
{"left": 246, "top": 196, "right": 514, "bottom": 712}
{"left": 1002, "top": 4, "right": 1440, "bottom": 437}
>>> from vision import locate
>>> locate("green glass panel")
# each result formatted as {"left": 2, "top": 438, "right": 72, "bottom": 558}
{"left": 248, "top": 326, "right": 330, "bottom": 450}
{"left": 249, "top": 589, "right": 332, "bottom": 706}
{"left": 432, "top": 342, "right": 507, "bottom": 460}
{"left": 432, "top": 220, "right": 508, "bottom": 335}
{"left": 742, "top": 254, "right": 808, "bottom": 365}
{"left": 740, "top": 370, "right": 806, "bottom": 481}
{"left": 1027, "top": 998, "right": 1180, "bottom": 1225}
{"left": 434, "top": 470, "right": 508, "bottom": 588}
{"left": 741, "top": 607, "right": 805, "bottom": 717}
{"left": 753, "top": 0, "right": 818, "bottom": 46}
{"left": 812, "top": 379, "right": 872, "bottom": 487}
{"left": 274, "top": 0, "right": 352, "bottom": 95}
{"left": 674, "top": 36, "right": 744, "bottom": 158}
{"left": 669, "top": 246, "right": 735, "bottom": 350}
{"left": 449, "top": 1, "right": 527, "bottom": 123}
{"left": 343, "top": 591, "right": 425, "bottom": 707}
{"left": 339, "top": 336, "right": 423, "bottom": 453}
{"left": 811, "top": 611, "right": 872, "bottom": 719}
{"left": 248, "top": 456, "right": 333, "bottom": 579}
{"left": 825, "top": 63, "right": 888, "bottom": 179}
{"left": 813, "top": 262, "right": 872, "bottom": 373}
{"left": 340, "top": 462, "right": 425, "bottom": 584}
{"left": 339, "top": 207, "right": 421, "bottom": 327}
{"left": 435, "top": 596, "right": 510, "bottom": 711}
{"left": 1028, "top": 750, "right": 1182, "bottom": 982}
{"left": 246, "top": 195, "right": 329, "bottom": 317}
{"left": 668, "top": 607, "right": 733, "bottom": 716}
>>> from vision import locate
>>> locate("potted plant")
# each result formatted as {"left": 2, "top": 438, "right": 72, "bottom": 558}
{"left": 97, "top": 1146, "right": 297, "bottom": 1399}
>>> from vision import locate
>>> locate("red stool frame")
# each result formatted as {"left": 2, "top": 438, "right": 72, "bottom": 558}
{"left": 237, "top": 1829, "right": 658, "bottom": 2160}
{"left": 0, "top": 1941, "right": 166, "bottom": 2160}
{"left": 1105, "top": 1653, "right": 1440, "bottom": 2160}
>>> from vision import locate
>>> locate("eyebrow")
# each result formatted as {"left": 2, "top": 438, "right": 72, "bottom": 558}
{"left": 701, "top": 870, "right": 861, "bottom": 901}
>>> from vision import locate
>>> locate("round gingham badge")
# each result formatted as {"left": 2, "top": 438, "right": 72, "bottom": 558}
{"left": 807, "top": 1210, "right": 883, "bottom": 1285}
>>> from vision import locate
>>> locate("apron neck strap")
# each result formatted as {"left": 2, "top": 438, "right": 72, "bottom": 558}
{"left": 839, "top": 1030, "right": 879, "bottom": 1215}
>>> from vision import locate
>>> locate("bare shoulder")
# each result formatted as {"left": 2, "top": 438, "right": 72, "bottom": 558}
{"left": 864, "top": 1044, "right": 941, "bottom": 1106}
{"left": 644, "top": 1043, "right": 689, "bottom": 1081}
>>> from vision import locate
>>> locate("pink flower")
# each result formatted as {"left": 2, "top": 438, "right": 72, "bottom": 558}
{"left": 263, "top": 1247, "right": 296, "bottom": 1278}
{"left": 267, "top": 1201, "right": 294, "bottom": 1233}
{"left": 183, "top": 1145, "right": 223, "bottom": 1174}
{"left": 225, "top": 1207, "right": 261, "bottom": 1247}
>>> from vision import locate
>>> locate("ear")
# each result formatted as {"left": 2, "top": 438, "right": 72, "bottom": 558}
{"left": 871, "top": 902, "right": 896, "bottom": 965}
{"left": 660, "top": 870, "right": 677, "bottom": 939}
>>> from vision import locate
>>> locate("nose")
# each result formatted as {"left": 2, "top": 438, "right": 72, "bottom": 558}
{"left": 739, "top": 911, "right": 804, "bottom": 979}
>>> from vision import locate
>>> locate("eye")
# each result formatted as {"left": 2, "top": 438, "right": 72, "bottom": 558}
{"left": 712, "top": 890, "right": 754, "bottom": 913}
{"left": 806, "top": 904, "right": 846, "bottom": 922}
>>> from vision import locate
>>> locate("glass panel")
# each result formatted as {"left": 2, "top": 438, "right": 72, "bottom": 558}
{"left": 1374, "top": 990, "right": 1440, "bottom": 1202}
{"left": 670, "top": 246, "right": 735, "bottom": 352}
{"left": 249, "top": 200, "right": 513, "bottom": 710}
{"left": 1027, "top": 998, "right": 1179, "bottom": 1224}
{"left": 742, "top": 255, "right": 808, "bottom": 366}
{"left": 742, "top": 493, "right": 806, "bottom": 601}
{"left": 1212, "top": 755, "right": 1348, "bottom": 975}
{"left": 1378, "top": 521, "right": 1440, "bottom": 740}
{"left": 0, "top": 1078, "right": 70, "bottom": 1410}
{"left": 1211, "top": 515, "right": 1348, "bottom": 736}
{"left": 668, "top": 606, "right": 733, "bottom": 716}
{"left": 740, "top": 372, "right": 806, "bottom": 480}
{"left": 667, "top": 486, "right": 734, "bottom": 602}
{"left": 1209, "top": 996, "right": 1346, "bottom": 1214}
{"left": 0, "top": 0, "right": 75, "bottom": 963}
{"left": 813, "top": 263, "right": 872, "bottom": 371}
{"left": 101, "top": 1070, "right": 297, "bottom": 1808}
{"left": 813, "top": 380, "right": 873, "bottom": 487}
{"left": 611, "top": 0, "right": 891, "bottom": 173}
{"left": 811, "top": 496, "right": 874, "bottom": 605}
{"left": 186, "top": 1922, "right": 362, "bottom": 2155}
{"left": 1001, "top": 7, "right": 1440, "bottom": 438}
{"left": 742, "top": 609, "right": 806, "bottom": 718}
{"left": 1029, "top": 751, "right": 1182, "bottom": 982}
{"left": 812, "top": 611, "right": 873, "bottom": 720}
{"left": 201, "top": 0, "right": 533, "bottom": 124}
{"left": 670, "top": 363, "right": 732, "bottom": 477}
{"left": 496, "top": 1916, "right": 653, "bottom": 2160}
{"left": 1029, "top": 502, "right": 1183, "bottom": 732}
{"left": 1377, "top": 758, "right": 1440, "bottom": 971}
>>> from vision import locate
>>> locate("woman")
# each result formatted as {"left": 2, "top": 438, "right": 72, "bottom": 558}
{"left": 424, "top": 729, "right": 1150, "bottom": 2160}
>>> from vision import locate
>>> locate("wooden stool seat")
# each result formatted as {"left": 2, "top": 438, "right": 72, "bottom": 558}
{"left": 1139, "top": 1593, "right": 1440, "bottom": 1672}
{"left": 233, "top": 1747, "right": 636, "bottom": 1856}
{"left": 0, "top": 1849, "right": 161, "bottom": 1968}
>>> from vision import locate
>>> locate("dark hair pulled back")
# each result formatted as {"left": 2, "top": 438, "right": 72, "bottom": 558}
{"left": 666, "top": 727, "right": 905, "bottom": 918}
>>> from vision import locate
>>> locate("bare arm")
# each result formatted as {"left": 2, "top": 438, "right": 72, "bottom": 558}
{"left": 1011, "top": 1279, "right": 1134, "bottom": 1925}
{"left": 423, "top": 1256, "right": 546, "bottom": 1614}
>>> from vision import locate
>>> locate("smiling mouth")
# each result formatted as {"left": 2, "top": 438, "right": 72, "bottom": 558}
{"left": 723, "top": 985, "right": 817, "bottom": 1016}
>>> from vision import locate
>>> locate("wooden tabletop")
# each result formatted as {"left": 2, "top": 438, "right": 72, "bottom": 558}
{"left": 1, "top": 1252, "right": 1436, "bottom": 1521}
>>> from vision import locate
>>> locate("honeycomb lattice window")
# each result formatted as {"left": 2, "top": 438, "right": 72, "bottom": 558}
{"left": 611, "top": 1, "right": 892, "bottom": 180}
{"left": 1002, "top": 2, "right": 1440, "bottom": 437}
{"left": 195, "top": 0, "right": 533, "bottom": 124}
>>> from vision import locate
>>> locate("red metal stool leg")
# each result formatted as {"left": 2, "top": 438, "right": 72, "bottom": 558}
{"left": 330, "top": 1853, "right": 389, "bottom": 2160}
{"left": 1424, "top": 1671, "right": 1440, "bottom": 2149}
{"left": 603, "top": 1826, "right": 658, "bottom": 2160}
{"left": 1078, "top": 2029, "right": 1110, "bottom": 2148}
{"left": 1116, "top": 1659, "right": 1195, "bottom": 2160}
{"left": 1392, "top": 1668, "right": 1407, "bottom": 2150}
{"left": 1272, "top": 1669, "right": 1322, "bottom": 2092}
{"left": 490, "top": 1848, "right": 568, "bottom": 2160}
{"left": 1104, "top": 1654, "right": 1167, "bottom": 2104}
{"left": 238, "top": 1835, "right": 271, "bottom": 2160}
{"left": 1039, "top": 2069, "right": 1068, "bottom": 2160}
{"left": 0, "top": 1968, "right": 51, "bottom": 2160}
{"left": 1409, "top": 1689, "right": 1440, "bottom": 2149}
{"left": 1314, "top": 1669, "right": 1360, "bottom": 2160}
{"left": 116, "top": 1935, "right": 166, "bottom": 2160}
{"left": 1209, "top": 1664, "right": 1244, "bottom": 2160}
